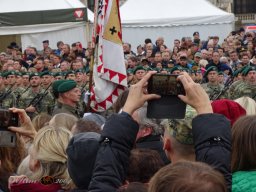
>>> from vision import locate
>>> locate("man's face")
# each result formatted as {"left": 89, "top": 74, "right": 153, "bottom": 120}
{"left": 60, "top": 62, "right": 69, "bottom": 71}
{"left": 135, "top": 70, "right": 146, "bottom": 80}
{"left": 194, "top": 56, "right": 201, "bottom": 63}
{"left": 7, "top": 75, "right": 16, "bottom": 85}
{"left": 241, "top": 56, "right": 249, "bottom": 65}
{"left": 43, "top": 42, "right": 49, "bottom": 49}
{"left": 53, "top": 56, "right": 60, "bottom": 64}
{"left": 16, "top": 76, "right": 22, "bottom": 85}
{"left": 13, "top": 61, "right": 21, "bottom": 70}
{"left": 179, "top": 58, "right": 187, "bottom": 66}
{"left": 123, "top": 43, "right": 130, "bottom": 53}
{"left": 201, "top": 50, "right": 208, "bottom": 59}
{"left": 30, "top": 76, "right": 41, "bottom": 87}
{"left": 65, "top": 87, "right": 81, "bottom": 103}
{"left": 218, "top": 74, "right": 224, "bottom": 83}
{"left": 230, "top": 53, "right": 238, "bottom": 61}
{"left": 154, "top": 53, "right": 162, "bottom": 63}
{"left": 207, "top": 71, "right": 218, "bottom": 82}
{"left": 35, "top": 60, "right": 44, "bottom": 70}
{"left": 22, "top": 75, "right": 30, "bottom": 86}
{"left": 245, "top": 71, "right": 256, "bottom": 84}
{"left": 212, "top": 52, "right": 220, "bottom": 63}
{"left": 66, "top": 74, "right": 76, "bottom": 81}
{"left": 41, "top": 75, "right": 52, "bottom": 85}
{"left": 162, "top": 52, "right": 171, "bottom": 61}
{"left": 63, "top": 45, "right": 70, "bottom": 54}
{"left": 76, "top": 72, "right": 83, "bottom": 82}
{"left": 174, "top": 40, "right": 180, "bottom": 47}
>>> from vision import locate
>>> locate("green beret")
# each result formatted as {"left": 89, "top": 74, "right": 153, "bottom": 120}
{"left": 5, "top": 70, "right": 16, "bottom": 78}
{"left": 127, "top": 68, "right": 133, "bottom": 74}
{"left": 22, "top": 72, "right": 29, "bottom": 76}
{"left": 40, "top": 71, "right": 52, "bottom": 77}
{"left": 204, "top": 66, "right": 218, "bottom": 77}
{"left": 166, "top": 105, "right": 197, "bottom": 145}
{"left": 218, "top": 71, "right": 224, "bottom": 75}
{"left": 75, "top": 69, "right": 84, "bottom": 74}
{"left": 0, "top": 73, "right": 2, "bottom": 77}
{"left": 233, "top": 68, "right": 242, "bottom": 77}
{"left": 169, "top": 66, "right": 183, "bottom": 74}
{"left": 57, "top": 80, "right": 77, "bottom": 93}
{"left": 64, "top": 70, "right": 75, "bottom": 79}
{"left": 53, "top": 72, "right": 63, "bottom": 77}
{"left": 153, "top": 67, "right": 161, "bottom": 73}
{"left": 52, "top": 79, "right": 67, "bottom": 93}
{"left": 242, "top": 66, "right": 256, "bottom": 76}
{"left": 29, "top": 72, "right": 40, "bottom": 80}
{"left": 15, "top": 72, "right": 22, "bottom": 76}
{"left": 133, "top": 66, "right": 146, "bottom": 74}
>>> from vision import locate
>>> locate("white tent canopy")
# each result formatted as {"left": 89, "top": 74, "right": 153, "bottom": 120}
{"left": 120, "top": 0, "right": 235, "bottom": 50}
{"left": 0, "top": 0, "right": 89, "bottom": 50}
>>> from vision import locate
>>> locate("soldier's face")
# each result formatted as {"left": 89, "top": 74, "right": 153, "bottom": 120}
{"left": 135, "top": 70, "right": 146, "bottom": 80}
{"left": 76, "top": 73, "right": 83, "bottom": 82}
{"left": 16, "top": 76, "right": 22, "bottom": 85}
{"left": 66, "top": 87, "right": 81, "bottom": 102}
{"left": 7, "top": 75, "right": 16, "bottom": 85}
{"left": 245, "top": 71, "right": 256, "bottom": 84}
{"left": 22, "top": 75, "right": 29, "bottom": 85}
{"left": 207, "top": 71, "right": 218, "bottom": 82}
{"left": 30, "top": 76, "right": 41, "bottom": 87}
{"left": 41, "top": 75, "right": 52, "bottom": 85}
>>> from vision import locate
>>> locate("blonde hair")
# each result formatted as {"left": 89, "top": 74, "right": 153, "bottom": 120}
{"left": 49, "top": 113, "right": 78, "bottom": 131}
{"left": 17, "top": 155, "right": 33, "bottom": 178}
{"left": 30, "top": 126, "right": 73, "bottom": 189}
{"left": 32, "top": 113, "right": 51, "bottom": 131}
{"left": 234, "top": 96, "right": 256, "bottom": 115}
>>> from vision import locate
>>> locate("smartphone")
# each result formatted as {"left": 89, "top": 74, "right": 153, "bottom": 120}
{"left": 148, "top": 74, "right": 185, "bottom": 96}
{"left": 0, "top": 109, "right": 18, "bottom": 129}
{"left": 147, "top": 74, "right": 186, "bottom": 119}
{"left": 0, "top": 109, "right": 18, "bottom": 147}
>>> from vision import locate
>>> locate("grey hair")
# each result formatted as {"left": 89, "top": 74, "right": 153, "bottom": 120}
{"left": 137, "top": 106, "right": 165, "bottom": 135}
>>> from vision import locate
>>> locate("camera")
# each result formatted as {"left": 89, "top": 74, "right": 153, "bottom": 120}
{"left": 148, "top": 74, "right": 185, "bottom": 96}
{"left": 0, "top": 109, "right": 18, "bottom": 147}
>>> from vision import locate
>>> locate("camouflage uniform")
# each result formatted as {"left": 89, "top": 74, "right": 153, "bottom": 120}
{"left": 228, "top": 80, "right": 256, "bottom": 101}
{"left": 201, "top": 83, "right": 225, "bottom": 100}
{"left": 0, "top": 88, "right": 17, "bottom": 109}
{"left": 18, "top": 87, "right": 55, "bottom": 115}
{"left": 52, "top": 101, "right": 82, "bottom": 118}
{"left": 11, "top": 86, "right": 25, "bottom": 101}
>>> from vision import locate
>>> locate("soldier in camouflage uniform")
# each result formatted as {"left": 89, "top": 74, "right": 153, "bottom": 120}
{"left": 228, "top": 66, "right": 256, "bottom": 101}
{"left": 4, "top": 71, "right": 25, "bottom": 100}
{"left": 52, "top": 80, "right": 83, "bottom": 118}
{"left": 18, "top": 73, "right": 55, "bottom": 119}
{"left": 0, "top": 73, "right": 16, "bottom": 109}
{"left": 201, "top": 66, "right": 224, "bottom": 100}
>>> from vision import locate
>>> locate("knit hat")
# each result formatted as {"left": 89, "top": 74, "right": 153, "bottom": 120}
{"left": 211, "top": 99, "right": 246, "bottom": 126}
{"left": 166, "top": 105, "right": 197, "bottom": 145}
{"left": 57, "top": 80, "right": 77, "bottom": 93}
{"left": 67, "top": 132, "right": 100, "bottom": 190}
{"left": 83, "top": 113, "right": 106, "bottom": 127}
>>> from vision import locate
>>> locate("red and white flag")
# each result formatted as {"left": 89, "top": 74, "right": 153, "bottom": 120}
{"left": 90, "top": 0, "right": 127, "bottom": 112}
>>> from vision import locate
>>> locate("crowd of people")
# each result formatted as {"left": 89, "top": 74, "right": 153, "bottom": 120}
{"left": 0, "top": 27, "right": 256, "bottom": 192}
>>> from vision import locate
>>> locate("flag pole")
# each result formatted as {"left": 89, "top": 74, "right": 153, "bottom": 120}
{"left": 86, "top": 0, "right": 100, "bottom": 112}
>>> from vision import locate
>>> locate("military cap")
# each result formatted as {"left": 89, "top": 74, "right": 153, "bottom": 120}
{"left": 75, "top": 69, "right": 84, "bottom": 74}
{"left": 133, "top": 66, "right": 146, "bottom": 74}
{"left": 153, "top": 67, "right": 161, "bottom": 73}
{"left": 169, "top": 66, "right": 183, "bottom": 74}
{"left": 29, "top": 72, "right": 40, "bottom": 80}
{"left": 242, "top": 66, "right": 256, "bottom": 76}
{"left": 5, "top": 70, "right": 16, "bottom": 77}
{"left": 52, "top": 79, "right": 67, "bottom": 93}
{"left": 21, "top": 72, "right": 29, "bottom": 76}
{"left": 40, "top": 71, "right": 52, "bottom": 77}
{"left": 64, "top": 70, "right": 75, "bottom": 79}
{"left": 166, "top": 105, "right": 197, "bottom": 145}
{"left": 218, "top": 71, "right": 224, "bottom": 75}
{"left": 127, "top": 68, "right": 134, "bottom": 74}
{"left": 57, "top": 80, "right": 77, "bottom": 93}
{"left": 233, "top": 68, "right": 242, "bottom": 77}
{"left": 15, "top": 72, "right": 22, "bottom": 76}
{"left": 204, "top": 66, "right": 218, "bottom": 77}
{"left": 194, "top": 52, "right": 201, "bottom": 58}
{"left": 53, "top": 72, "right": 63, "bottom": 77}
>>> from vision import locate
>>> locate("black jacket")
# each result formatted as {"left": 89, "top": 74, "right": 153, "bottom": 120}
{"left": 192, "top": 113, "right": 231, "bottom": 191}
{"left": 136, "top": 134, "right": 170, "bottom": 165}
{"left": 88, "top": 112, "right": 139, "bottom": 192}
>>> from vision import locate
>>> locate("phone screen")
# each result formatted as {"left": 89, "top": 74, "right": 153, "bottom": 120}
{"left": 148, "top": 74, "right": 185, "bottom": 96}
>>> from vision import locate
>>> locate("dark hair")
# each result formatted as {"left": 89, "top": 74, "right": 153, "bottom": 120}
{"left": 72, "top": 119, "right": 101, "bottom": 135}
{"left": 145, "top": 38, "right": 152, "bottom": 44}
{"left": 127, "top": 148, "right": 164, "bottom": 183}
{"left": 148, "top": 161, "right": 227, "bottom": 192}
{"left": 113, "top": 89, "right": 129, "bottom": 113}
{"left": 232, "top": 115, "right": 256, "bottom": 172}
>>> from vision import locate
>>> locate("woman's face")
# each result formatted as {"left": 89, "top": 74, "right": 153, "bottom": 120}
{"left": 29, "top": 147, "right": 39, "bottom": 172}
